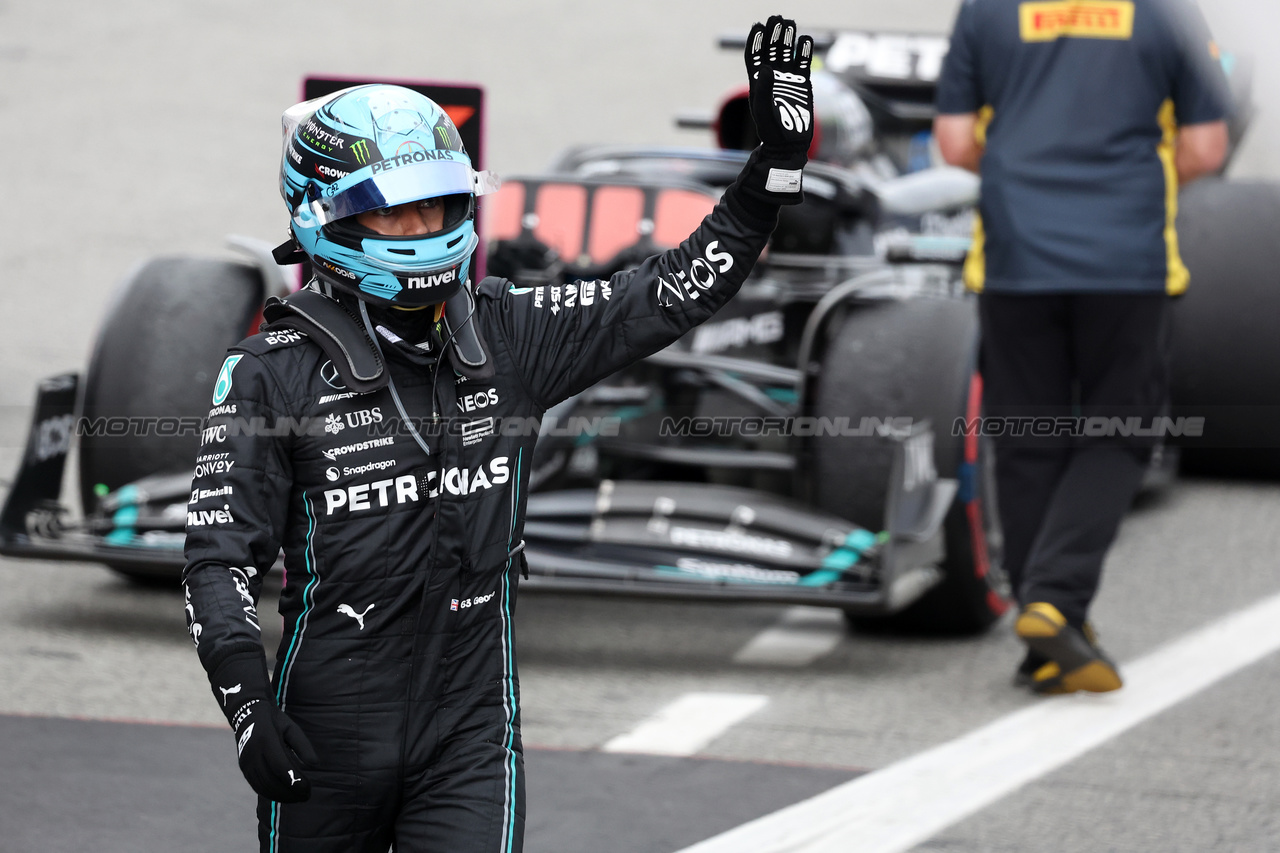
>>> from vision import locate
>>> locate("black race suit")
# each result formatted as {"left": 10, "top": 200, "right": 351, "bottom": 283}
{"left": 182, "top": 180, "right": 778, "bottom": 852}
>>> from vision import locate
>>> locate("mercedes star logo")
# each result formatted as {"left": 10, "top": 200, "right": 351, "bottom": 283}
{"left": 320, "top": 360, "right": 346, "bottom": 390}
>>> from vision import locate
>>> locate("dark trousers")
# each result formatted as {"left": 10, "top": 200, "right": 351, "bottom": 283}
{"left": 257, "top": 721, "right": 525, "bottom": 853}
{"left": 979, "top": 292, "right": 1170, "bottom": 628}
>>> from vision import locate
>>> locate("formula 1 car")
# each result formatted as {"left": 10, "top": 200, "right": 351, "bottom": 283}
{"left": 2, "top": 29, "right": 1275, "bottom": 636}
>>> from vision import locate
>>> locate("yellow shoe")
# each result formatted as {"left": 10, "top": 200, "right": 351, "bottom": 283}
{"left": 1015, "top": 603, "right": 1122, "bottom": 694}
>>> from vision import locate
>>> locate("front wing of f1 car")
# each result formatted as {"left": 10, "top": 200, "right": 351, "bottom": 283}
{"left": 0, "top": 372, "right": 957, "bottom": 616}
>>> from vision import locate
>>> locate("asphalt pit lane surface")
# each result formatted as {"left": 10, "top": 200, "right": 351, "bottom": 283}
{"left": 0, "top": 714, "right": 859, "bottom": 853}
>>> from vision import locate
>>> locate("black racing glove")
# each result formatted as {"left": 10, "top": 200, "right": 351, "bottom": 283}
{"left": 738, "top": 15, "right": 815, "bottom": 207}
{"left": 210, "top": 651, "right": 318, "bottom": 803}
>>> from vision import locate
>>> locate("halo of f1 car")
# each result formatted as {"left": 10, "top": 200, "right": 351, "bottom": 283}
{"left": 4, "top": 29, "right": 1278, "bottom": 635}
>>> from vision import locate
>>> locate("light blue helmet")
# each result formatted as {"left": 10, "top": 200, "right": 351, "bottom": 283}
{"left": 279, "top": 84, "right": 498, "bottom": 307}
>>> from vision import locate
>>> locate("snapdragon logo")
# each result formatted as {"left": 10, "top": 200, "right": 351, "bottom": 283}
{"left": 343, "top": 459, "right": 395, "bottom": 476}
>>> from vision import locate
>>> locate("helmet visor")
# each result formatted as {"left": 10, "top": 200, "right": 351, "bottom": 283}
{"left": 308, "top": 160, "right": 498, "bottom": 225}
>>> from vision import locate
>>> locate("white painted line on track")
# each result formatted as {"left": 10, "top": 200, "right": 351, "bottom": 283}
{"left": 733, "top": 606, "right": 846, "bottom": 667}
{"left": 602, "top": 692, "right": 769, "bottom": 757}
{"left": 675, "top": 589, "right": 1280, "bottom": 853}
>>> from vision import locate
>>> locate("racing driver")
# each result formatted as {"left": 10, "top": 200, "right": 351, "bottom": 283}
{"left": 182, "top": 16, "right": 813, "bottom": 852}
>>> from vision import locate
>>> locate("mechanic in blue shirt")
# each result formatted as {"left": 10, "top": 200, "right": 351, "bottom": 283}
{"left": 933, "top": 0, "right": 1229, "bottom": 693}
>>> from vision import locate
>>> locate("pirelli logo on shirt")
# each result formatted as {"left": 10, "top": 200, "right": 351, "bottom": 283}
{"left": 1020, "top": 1, "right": 1135, "bottom": 42}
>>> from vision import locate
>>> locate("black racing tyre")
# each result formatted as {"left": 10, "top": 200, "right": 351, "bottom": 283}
{"left": 1170, "top": 179, "right": 1280, "bottom": 476}
{"left": 812, "top": 297, "right": 1009, "bottom": 634}
{"left": 79, "top": 257, "right": 264, "bottom": 544}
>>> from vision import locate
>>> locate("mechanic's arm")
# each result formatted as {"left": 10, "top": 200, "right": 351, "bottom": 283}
{"left": 1175, "top": 120, "right": 1228, "bottom": 184}
{"left": 181, "top": 351, "right": 316, "bottom": 804}
{"left": 1163, "top": 0, "right": 1230, "bottom": 185}
{"left": 934, "top": 0, "right": 984, "bottom": 174}
{"left": 934, "top": 113, "right": 984, "bottom": 174}
{"left": 487, "top": 17, "right": 813, "bottom": 407}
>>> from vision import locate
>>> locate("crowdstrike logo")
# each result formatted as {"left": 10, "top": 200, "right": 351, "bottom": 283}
{"left": 322, "top": 436, "right": 395, "bottom": 461}
{"left": 314, "top": 163, "right": 349, "bottom": 180}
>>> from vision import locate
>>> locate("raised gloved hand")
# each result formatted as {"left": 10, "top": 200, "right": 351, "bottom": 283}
{"left": 210, "top": 651, "right": 318, "bottom": 803}
{"left": 739, "top": 15, "right": 815, "bottom": 206}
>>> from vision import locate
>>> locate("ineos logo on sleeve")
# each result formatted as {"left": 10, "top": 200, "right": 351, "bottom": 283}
{"left": 655, "top": 241, "right": 735, "bottom": 309}
{"left": 320, "top": 360, "right": 346, "bottom": 390}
